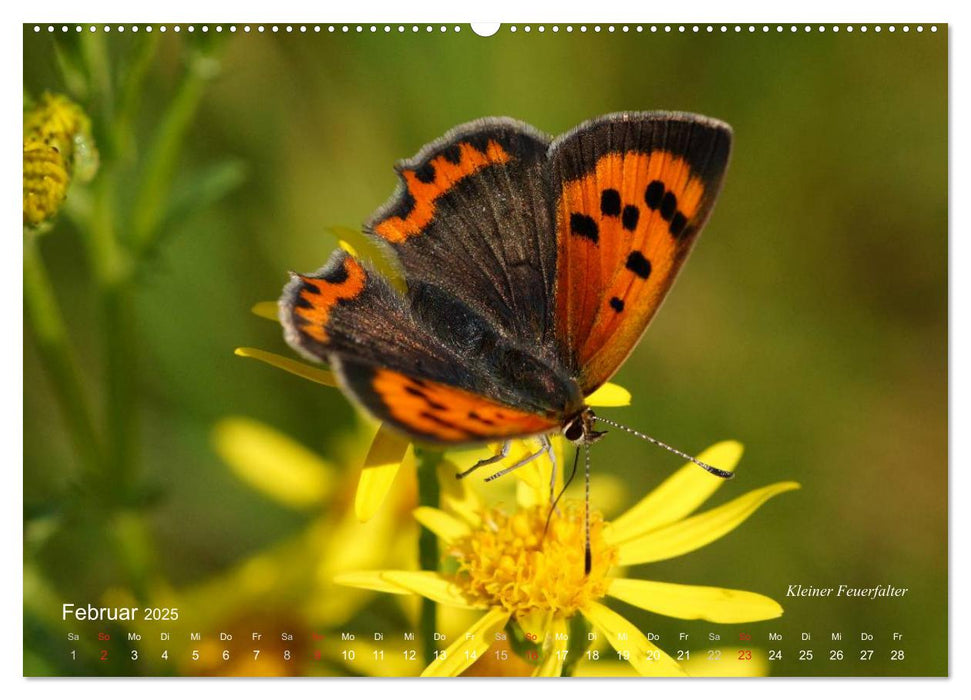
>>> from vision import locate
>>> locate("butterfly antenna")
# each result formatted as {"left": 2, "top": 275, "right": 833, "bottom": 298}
{"left": 545, "top": 445, "right": 580, "bottom": 537}
{"left": 594, "top": 416, "right": 735, "bottom": 480}
{"left": 583, "top": 443, "right": 592, "bottom": 576}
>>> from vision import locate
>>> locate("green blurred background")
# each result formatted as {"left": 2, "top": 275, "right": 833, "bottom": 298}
{"left": 24, "top": 24, "right": 947, "bottom": 676}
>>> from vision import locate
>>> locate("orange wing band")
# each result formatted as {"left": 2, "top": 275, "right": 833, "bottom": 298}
{"left": 373, "top": 140, "right": 511, "bottom": 244}
{"left": 292, "top": 257, "right": 367, "bottom": 343}
{"left": 371, "top": 368, "right": 558, "bottom": 442}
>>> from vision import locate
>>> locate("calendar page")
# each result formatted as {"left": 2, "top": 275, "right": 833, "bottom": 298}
{"left": 22, "top": 19, "right": 947, "bottom": 679}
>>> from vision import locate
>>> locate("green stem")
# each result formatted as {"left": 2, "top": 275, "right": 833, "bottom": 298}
{"left": 84, "top": 171, "right": 138, "bottom": 502}
{"left": 101, "top": 282, "right": 138, "bottom": 499}
{"left": 78, "top": 31, "right": 116, "bottom": 157}
{"left": 109, "top": 510, "right": 156, "bottom": 599}
{"left": 23, "top": 231, "right": 102, "bottom": 478}
{"left": 130, "top": 50, "right": 215, "bottom": 256}
{"left": 414, "top": 446, "right": 442, "bottom": 666}
{"left": 115, "top": 34, "right": 161, "bottom": 166}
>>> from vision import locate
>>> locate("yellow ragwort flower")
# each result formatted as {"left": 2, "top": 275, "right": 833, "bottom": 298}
{"left": 105, "top": 417, "right": 424, "bottom": 676}
{"left": 336, "top": 441, "right": 799, "bottom": 677}
{"left": 23, "top": 93, "right": 98, "bottom": 226}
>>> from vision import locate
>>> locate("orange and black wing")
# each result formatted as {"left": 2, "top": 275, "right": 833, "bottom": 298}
{"left": 334, "top": 359, "right": 559, "bottom": 444}
{"left": 280, "top": 250, "right": 561, "bottom": 444}
{"left": 366, "top": 118, "right": 559, "bottom": 353}
{"left": 548, "top": 112, "right": 732, "bottom": 393}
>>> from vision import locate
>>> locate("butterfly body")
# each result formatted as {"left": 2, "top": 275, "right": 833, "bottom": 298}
{"left": 281, "top": 112, "right": 732, "bottom": 448}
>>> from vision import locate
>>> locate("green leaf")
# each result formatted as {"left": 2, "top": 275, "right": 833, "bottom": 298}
{"left": 505, "top": 619, "right": 542, "bottom": 666}
{"left": 155, "top": 159, "right": 247, "bottom": 241}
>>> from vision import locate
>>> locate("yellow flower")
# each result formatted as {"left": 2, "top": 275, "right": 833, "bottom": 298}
{"left": 209, "top": 417, "right": 422, "bottom": 631}
{"left": 105, "top": 417, "right": 423, "bottom": 676}
{"left": 336, "top": 441, "right": 798, "bottom": 677}
{"left": 23, "top": 93, "right": 98, "bottom": 226}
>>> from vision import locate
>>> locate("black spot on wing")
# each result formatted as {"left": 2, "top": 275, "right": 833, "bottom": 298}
{"left": 396, "top": 188, "right": 417, "bottom": 220}
{"left": 466, "top": 133, "right": 492, "bottom": 153}
{"left": 419, "top": 411, "right": 484, "bottom": 439}
{"left": 670, "top": 212, "right": 688, "bottom": 237}
{"left": 600, "top": 189, "right": 621, "bottom": 216}
{"left": 443, "top": 144, "right": 462, "bottom": 164}
{"left": 609, "top": 297, "right": 625, "bottom": 312}
{"left": 468, "top": 411, "right": 496, "bottom": 426}
{"left": 570, "top": 213, "right": 599, "bottom": 243}
{"left": 645, "top": 180, "right": 664, "bottom": 210}
{"left": 403, "top": 384, "right": 448, "bottom": 411}
{"left": 414, "top": 162, "right": 436, "bottom": 184}
{"left": 626, "top": 251, "right": 652, "bottom": 279}
{"left": 622, "top": 205, "right": 640, "bottom": 232}
{"left": 660, "top": 192, "right": 678, "bottom": 221}
{"left": 321, "top": 262, "right": 349, "bottom": 284}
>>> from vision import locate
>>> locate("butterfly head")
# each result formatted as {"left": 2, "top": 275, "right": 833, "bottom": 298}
{"left": 562, "top": 408, "right": 606, "bottom": 446}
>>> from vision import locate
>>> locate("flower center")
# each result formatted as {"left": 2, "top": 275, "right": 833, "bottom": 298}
{"left": 448, "top": 500, "right": 618, "bottom": 619}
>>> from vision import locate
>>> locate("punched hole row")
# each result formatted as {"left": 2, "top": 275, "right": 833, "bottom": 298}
{"left": 31, "top": 24, "right": 940, "bottom": 35}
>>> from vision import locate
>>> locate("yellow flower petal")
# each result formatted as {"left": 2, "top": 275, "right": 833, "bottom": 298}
{"left": 559, "top": 471, "right": 630, "bottom": 520}
{"left": 250, "top": 301, "right": 279, "bottom": 322}
{"left": 511, "top": 438, "right": 561, "bottom": 508}
{"left": 683, "top": 647, "right": 770, "bottom": 677}
{"left": 581, "top": 601, "right": 686, "bottom": 677}
{"left": 314, "top": 509, "right": 416, "bottom": 627}
{"left": 413, "top": 506, "right": 471, "bottom": 544}
{"left": 354, "top": 427, "right": 412, "bottom": 522}
{"left": 534, "top": 616, "right": 568, "bottom": 677}
{"left": 616, "top": 481, "right": 801, "bottom": 565}
{"left": 515, "top": 479, "right": 541, "bottom": 510}
{"left": 234, "top": 347, "right": 337, "bottom": 387}
{"left": 421, "top": 608, "right": 510, "bottom": 677}
{"left": 380, "top": 571, "right": 485, "bottom": 609}
{"left": 516, "top": 434, "right": 571, "bottom": 509}
{"left": 608, "top": 441, "right": 744, "bottom": 544}
{"left": 212, "top": 417, "right": 335, "bottom": 508}
{"left": 506, "top": 439, "right": 543, "bottom": 488}
{"left": 585, "top": 382, "right": 631, "bottom": 407}
{"left": 607, "top": 578, "right": 783, "bottom": 623}
{"left": 325, "top": 226, "right": 404, "bottom": 289}
{"left": 437, "top": 459, "right": 483, "bottom": 528}
{"left": 333, "top": 570, "right": 414, "bottom": 596}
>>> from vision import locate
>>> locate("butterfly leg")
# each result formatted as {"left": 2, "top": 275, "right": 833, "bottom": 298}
{"left": 455, "top": 441, "right": 511, "bottom": 480}
{"left": 484, "top": 438, "right": 553, "bottom": 483}
{"left": 545, "top": 435, "right": 560, "bottom": 512}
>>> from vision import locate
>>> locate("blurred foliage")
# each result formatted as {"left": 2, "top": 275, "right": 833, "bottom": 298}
{"left": 23, "top": 25, "right": 946, "bottom": 676}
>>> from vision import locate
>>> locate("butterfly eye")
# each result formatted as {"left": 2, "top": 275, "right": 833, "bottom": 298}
{"left": 563, "top": 418, "right": 584, "bottom": 443}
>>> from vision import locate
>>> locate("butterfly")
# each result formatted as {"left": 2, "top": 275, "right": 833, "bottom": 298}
{"left": 280, "top": 112, "right": 733, "bottom": 570}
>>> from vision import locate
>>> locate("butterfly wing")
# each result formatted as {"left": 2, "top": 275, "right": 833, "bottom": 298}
{"left": 366, "top": 118, "right": 560, "bottom": 356}
{"left": 548, "top": 112, "right": 732, "bottom": 393}
{"left": 333, "top": 358, "right": 559, "bottom": 444}
{"left": 280, "top": 250, "right": 561, "bottom": 444}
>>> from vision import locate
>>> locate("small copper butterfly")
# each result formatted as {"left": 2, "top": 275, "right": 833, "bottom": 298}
{"left": 279, "top": 112, "right": 734, "bottom": 571}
